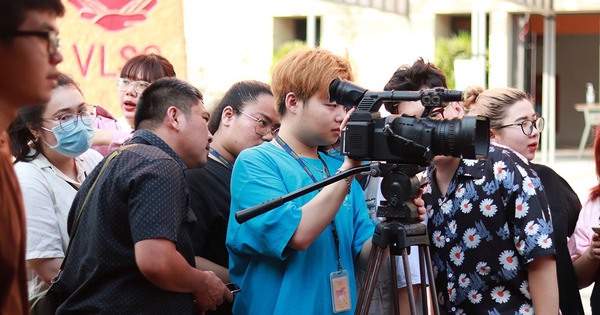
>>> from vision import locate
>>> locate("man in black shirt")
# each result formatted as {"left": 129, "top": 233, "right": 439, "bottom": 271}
{"left": 57, "top": 78, "right": 232, "bottom": 314}
{"left": 186, "top": 80, "right": 279, "bottom": 315}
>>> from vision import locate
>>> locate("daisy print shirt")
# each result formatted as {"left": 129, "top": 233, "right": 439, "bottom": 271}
{"left": 423, "top": 144, "right": 555, "bottom": 314}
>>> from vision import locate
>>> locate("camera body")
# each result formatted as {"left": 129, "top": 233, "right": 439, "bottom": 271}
{"left": 329, "top": 77, "right": 490, "bottom": 166}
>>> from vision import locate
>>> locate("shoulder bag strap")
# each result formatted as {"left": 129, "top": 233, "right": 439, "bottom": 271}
{"left": 51, "top": 144, "right": 138, "bottom": 283}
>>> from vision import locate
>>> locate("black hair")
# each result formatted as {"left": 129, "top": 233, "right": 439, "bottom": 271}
{"left": 134, "top": 77, "right": 203, "bottom": 130}
{"left": 9, "top": 72, "right": 79, "bottom": 162}
{"left": 207, "top": 80, "right": 272, "bottom": 134}
{"left": 1, "top": 0, "right": 65, "bottom": 45}
{"left": 383, "top": 58, "right": 447, "bottom": 114}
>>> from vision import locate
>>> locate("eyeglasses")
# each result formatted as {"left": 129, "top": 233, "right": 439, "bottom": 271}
{"left": 116, "top": 78, "right": 151, "bottom": 94}
{"left": 2, "top": 30, "right": 60, "bottom": 55}
{"left": 42, "top": 109, "right": 94, "bottom": 132}
{"left": 497, "top": 117, "right": 545, "bottom": 136}
{"left": 425, "top": 102, "right": 462, "bottom": 120}
{"left": 426, "top": 107, "right": 446, "bottom": 120}
{"left": 238, "top": 110, "right": 279, "bottom": 136}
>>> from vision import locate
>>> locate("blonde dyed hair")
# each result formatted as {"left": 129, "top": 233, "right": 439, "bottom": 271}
{"left": 463, "top": 86, "right": 533, "bottom": 130}
{"left": 271, "top": 47, "right": 354, "bottom": 117}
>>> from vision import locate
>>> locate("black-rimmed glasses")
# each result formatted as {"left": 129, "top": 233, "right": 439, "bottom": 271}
{"left": 497, "top": 117, "right": 545, "bottom": 136}
{"left": 238, "top": 110, "right": 279, "bottom": 136}
{"left": 2, "top": 30, "right": 60, "bottom": 55}
{"left": 42, "top": 109, "right": 94, "bottom": 132}
{"left": 116, "top": 78, "right": 151, "bottom": 94}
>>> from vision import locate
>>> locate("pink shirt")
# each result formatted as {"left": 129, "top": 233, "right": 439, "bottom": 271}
{"left": 568, "top": 197, "right": 600, "bottom": 260}
{"left": 91, "top": 105, "right": 133, "bottom": 156}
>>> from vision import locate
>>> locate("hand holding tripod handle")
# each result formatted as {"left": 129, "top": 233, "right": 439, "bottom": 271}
{"left": 234, "top": 164, "right": 371, "bottom": 223}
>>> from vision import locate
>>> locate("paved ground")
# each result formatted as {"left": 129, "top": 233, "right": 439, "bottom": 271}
{"left": 534, "top": 147, "right": 596, "bottom": 314}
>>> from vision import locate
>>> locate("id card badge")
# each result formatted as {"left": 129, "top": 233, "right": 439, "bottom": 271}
{"left": 330, "top": 269, "right": 351, "bottom": 313}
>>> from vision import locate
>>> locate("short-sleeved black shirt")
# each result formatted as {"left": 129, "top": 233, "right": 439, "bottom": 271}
{"left": 530, "top": 163, "right": 584, "bottom": 315}
{"left": 186, "top": 158, "right": 231, "bottom": 267}
{"left": 56, "top": 130, "right": 198, "bottom": 315}
{"left": 186, "top": 157, "right": 233, "bottom": 315}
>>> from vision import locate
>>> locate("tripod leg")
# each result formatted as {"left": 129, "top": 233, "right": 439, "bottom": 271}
{"left": 355, "top": 245, "right": 387, "bottom": 315}
{"left": 418, "top": 247, "right": 428, "bottom": 315}
{"left": 422, "top": 246, "right": 440, "bottom": 315}
{"left": 389, "top": 253, "right": 399, "bottom": 314}
{"left": 401, "top": 248, "right": 418, "bottom": 315}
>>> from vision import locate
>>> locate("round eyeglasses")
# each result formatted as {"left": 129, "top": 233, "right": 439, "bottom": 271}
{"left": 497, "top": 117, "right": 545, "bottom": 136}
{"left": 237, "top": 110, "right": 279, "bottom": 136}
{"left": 42, "top": 109, "right": 94, "bottom": 132}
{"left": 116, "top": 78, "right": 151, "bottom": 94}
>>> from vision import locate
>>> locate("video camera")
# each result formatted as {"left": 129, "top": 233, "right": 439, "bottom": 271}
{"left": 329, "top": 77, "right": 490, "bottom": 166}
{"left": 234, "top": 78, "right": 491, "bottom": 224}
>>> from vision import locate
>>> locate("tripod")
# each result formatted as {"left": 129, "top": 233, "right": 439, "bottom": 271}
{"left": 355, "top": 165, "right": 440, "bottom": 315}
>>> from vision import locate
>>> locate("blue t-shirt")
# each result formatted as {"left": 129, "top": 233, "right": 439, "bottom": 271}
{"left": 226, "top": 142, "right": 375, "bottom": 315}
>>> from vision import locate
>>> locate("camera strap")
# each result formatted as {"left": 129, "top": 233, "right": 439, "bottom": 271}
{"left": 275, "top": 135, "right": 344, "bottom": 271}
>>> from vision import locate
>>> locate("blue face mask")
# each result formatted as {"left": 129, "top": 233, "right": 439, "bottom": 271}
{"left": 42, "top": 116, "right": 95, "bottom": 158}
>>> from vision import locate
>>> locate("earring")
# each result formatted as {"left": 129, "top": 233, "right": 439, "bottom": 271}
{"left": 28, "top": 132, "right": 39, "bottom": 146}
{"left": 27, "top": 137, "right": 38, "bottom": 147}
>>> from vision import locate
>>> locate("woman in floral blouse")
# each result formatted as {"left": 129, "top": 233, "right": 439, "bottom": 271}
{"left": 462, "top": 86, "right": 583, "bottom": 314}
{"left": 419, "top": 87, "right": 558, "bottom": 314}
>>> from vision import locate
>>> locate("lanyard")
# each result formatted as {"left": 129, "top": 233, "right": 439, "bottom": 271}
{"left": 275, "top": 135, "right": 344, "bottom": 271}
{"left": 209, "top": 148, "right": 234, "bottom": 170}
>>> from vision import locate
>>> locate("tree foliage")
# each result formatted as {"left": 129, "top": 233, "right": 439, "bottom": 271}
{"left": 435, "top": 31, "right": 472, "bottom": 89}
{"left": 270, "top": 40, "right": 307, "bottom": 79}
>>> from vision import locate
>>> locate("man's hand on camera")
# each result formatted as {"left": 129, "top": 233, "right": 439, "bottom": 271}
{"left": 340, "top": 107, "right": 363, "bottom": 168}
{"left": 412, "top": 188, "right": 427, "bottom": 222}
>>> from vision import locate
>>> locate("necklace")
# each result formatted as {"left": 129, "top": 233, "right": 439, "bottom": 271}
{"left": 301, "top": 156, "right": 327, "bottom": 176}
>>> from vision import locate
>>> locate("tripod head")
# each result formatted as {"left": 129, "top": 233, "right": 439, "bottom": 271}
{"left": 369, "top": 163, "right": 424, "bottom": 223}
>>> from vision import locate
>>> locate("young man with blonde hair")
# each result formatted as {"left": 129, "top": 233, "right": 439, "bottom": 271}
{"left": 226, "top": 47, "right": 424, "bottom": 314}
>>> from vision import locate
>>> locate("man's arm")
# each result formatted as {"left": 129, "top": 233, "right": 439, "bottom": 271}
{"left": 135, "top": 238, "right": 233, "bottom": 313}
{"left": 357, "top": 238, "right": 376, "bottom": 270}
{"left": 194, "top": 256, "right": 230, "bottom": 283}
{"left": 289, "top": 161, "right": 358, "bottom": 250}
{"left": 528, "top": 255, "right": 558, "bottom": 314}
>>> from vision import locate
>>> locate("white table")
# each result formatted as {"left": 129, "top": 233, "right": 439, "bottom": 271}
{"left": 575, "top": 103, "right": 600, "bottom": 158}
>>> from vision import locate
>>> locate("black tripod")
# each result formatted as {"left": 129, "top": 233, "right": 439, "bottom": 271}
{"left": 355, "top": 164, "right": 440, "bottom": 315}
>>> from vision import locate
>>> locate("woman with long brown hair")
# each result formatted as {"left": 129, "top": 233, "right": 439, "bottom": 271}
{"left": 9, "top": 73, "right": 102, "bottom": 298}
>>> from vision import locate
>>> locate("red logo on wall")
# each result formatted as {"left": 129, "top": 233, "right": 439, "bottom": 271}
{"left": 68, "top": 0, "right": 158, "bottom": 31}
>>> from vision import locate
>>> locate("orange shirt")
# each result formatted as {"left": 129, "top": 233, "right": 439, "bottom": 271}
{"left": 0, "top": 130, "right": 28, "bottom": 314}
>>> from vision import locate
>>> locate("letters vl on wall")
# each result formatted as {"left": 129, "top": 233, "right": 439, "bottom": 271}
{"left": 58, "top": 0, "right": 188, "bottom": 117}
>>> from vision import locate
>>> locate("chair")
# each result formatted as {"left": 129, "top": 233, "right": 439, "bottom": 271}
{"left": 575, "top": 103, "right": 600, "bottom": 158}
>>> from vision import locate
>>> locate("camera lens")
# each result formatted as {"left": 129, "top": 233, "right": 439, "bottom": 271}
{"left": 428, "top": 116, "right": 489, "bottom": 159}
